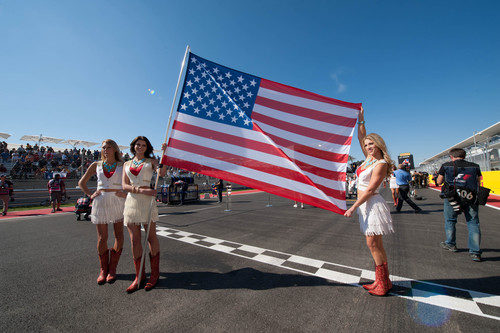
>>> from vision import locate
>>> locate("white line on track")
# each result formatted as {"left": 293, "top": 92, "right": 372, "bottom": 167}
{"left": 152, "top": 225, "right": 500, "bottom": 322}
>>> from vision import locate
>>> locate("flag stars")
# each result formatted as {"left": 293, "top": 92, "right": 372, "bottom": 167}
{"left": 192, "top": 88, "right": 198, "bottom": 94}
{"left": 217, "top": 75, "right": 224, "bottom": 81}
{"left": 250, "top": 79, "right": 257, "bottom": 86}
{"left": 239, "top": 95, "right": 245, "bottom": 101}
{"left": 209, "top": 98, "right": 215, "bottom": 105}
{"left": 219, "top": 113, "right": 225, "bottom": 120}
{"left": 222, "top": 82, "right": 228, "bottom": 89}
{"left": 191, "top": 57, "right": 198, "bottom": 63}
{"left": 230, "top": 80, "right": 236, "bottom": 86}
{"left": 204, "top": 91, "right": 210, "bottom": 97}
{"left": 180, "top": 103, "right": 187, "bottom": 111}
{"left": 199, "top": 83, "right": 205, "bottom": 90}
{"left": 238, "top": 110, "right": 245, "bottom": 118}
{"left": 237, "top": 76, "right": 244, "bottom": 83}
{"left": 213, "top": 67, "right": 219, "bottom": 74}
{"left": 247, "top": 91, "right": 254, "bottom": 98}
{"left": 201, "top": 103, "right": 208, "bottom": 109}
{"left": 194, "top": 107, "right": 200, "bottom": 114}
{"left": 194, "top": 76, "right": 200, "bottom": 83}
{"left": 201, "top": 72, "right": 207, "bottom": 78}
{"left": 231, "top": 116, "right": 237, "bottom": 123}
{"left": 243, "top": 102, "right": 250, "bottom": 108}
{"left": 189, "top": 69, "right": 195, "bottom": 75}
{"left": 189, "top": 100, "right": 195, "bottom": 106}
{"left": 242, "top": 84, "right": 248, "bottom": 90}
{"left": 196, "top": 96, "right": 203, "bottom": 102}
{"left": 243, "top": 118, "right": 250, "bottom": 126}
{"left": 214, "top": 106, "right": 220, "bottom": 112}
{"left": 206, "top": 110, "right": 213, "bottom": 117}
{"left": 226, "top": 109, "right": 233, "bottom": 115}
{"left": 234, "top": 87, "right": 241, "bottom": 93}
{"left": 196, "top": 64, "right": 202, "bottom": 71}
{"left": 216, "top": 93, "right": 222, "bottom": 100}
{"left": 183, "top": 92, "right": 191, "bottom": 99}
{"left": 225, "top": 72, "right": 232, "bottom": 79}
{"left": 211, "top": 86, "right": 217, "bottom": 93}
{"left": 221, "top": 101, "right": 227, "bottom": 107}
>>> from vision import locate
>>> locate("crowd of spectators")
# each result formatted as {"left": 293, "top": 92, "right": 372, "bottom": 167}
{"left": 0, "top": 141, "right": 136, "bottom": 180}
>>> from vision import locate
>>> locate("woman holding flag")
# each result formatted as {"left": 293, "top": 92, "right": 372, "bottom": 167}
{"left": 78, "top": 139, "right": 127, "bottom": 285}
{"left": 344, "top": 106, "right": 394, "bottom": 296}
{"left": 122, "top": 136, "right": 167, "bottom": 292}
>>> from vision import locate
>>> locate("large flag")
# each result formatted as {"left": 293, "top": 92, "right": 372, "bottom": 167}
{"left": 162, "top": 53, "right": 360, "bottom": 214}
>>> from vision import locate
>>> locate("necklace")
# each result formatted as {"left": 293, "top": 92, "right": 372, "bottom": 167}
{"left": 103, "top": 161, "right": 117, "bottom": 172}
{"left": 132, "top": 158, "right": 145, "bottom": 168}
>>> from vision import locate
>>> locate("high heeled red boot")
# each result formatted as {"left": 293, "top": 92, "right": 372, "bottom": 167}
{"left": 126, "top": 257, "right": 146, "bottom": 293}
{"left": 368, "top": 264, "right": 391, "bottom": 296}
{"left": 97, "top": 250, "right": 109, "bottom": 285}
{"left": 362, "top": 264, "right": 379, "bottom": 291}
{"left": 145, "top": 253, "right": 160, "bottom": 291}
{"left": 363, "top": 262, "right": 392, "bottom": 291}
{"left": 384, "top": 262, "right": 392, "bottom": 289}
{"left": 106, "top": 248, "right": 122, "bottom": 283}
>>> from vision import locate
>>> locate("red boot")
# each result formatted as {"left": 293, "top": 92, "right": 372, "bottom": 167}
{"left": 126, "top": 257, "right": 146, "bottom": 293}
{"left": 368, "top": 264, "right": 391, "bottom": 296}
{"left": 384, "top": 262, "right": 392, "bottom": 289}
{"left": 97, "top": 250, "right": 109, "bottom": 285}
{"left": 106, "top": 248, "right": 122, "bottom": 283}
{"left": 362, "top": 264, "right": 379, "bottom": 291}
{"left": 145, "top": 253, "right": 160, "bottom": 291}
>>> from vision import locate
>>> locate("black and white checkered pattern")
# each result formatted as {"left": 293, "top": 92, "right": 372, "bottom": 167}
{"left": 154, "top": 226, "right": 500, "bottom": 321}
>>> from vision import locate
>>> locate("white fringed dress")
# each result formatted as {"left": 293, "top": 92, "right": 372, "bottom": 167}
{"left": 123, "top": 159, "right": 158, "bottom": 225}
{"left": 356, "top": 159, "right": 394, "bottom": 236}
{"left": 90, "top": 162, "right": 125, "bottom": 224}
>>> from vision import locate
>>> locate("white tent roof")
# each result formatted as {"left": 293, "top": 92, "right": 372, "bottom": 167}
{"left": 0, "top": 133, "right": 11, "bottom": 139}
{"left": 20, "top": 135, "right": 64, "bottom": 144}
{"left": 62, "top": 139, "right": 99, "bottom": 147}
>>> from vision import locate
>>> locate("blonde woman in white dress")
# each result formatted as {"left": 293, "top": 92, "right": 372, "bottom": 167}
{"left": 79, "top": 139, "right": 127, "bottom": 285}
{"left": 122, "top": 136, "right": 167, "bottom": 293}
{"left": 344, "top": 106, "right": 395, "bottom": 296}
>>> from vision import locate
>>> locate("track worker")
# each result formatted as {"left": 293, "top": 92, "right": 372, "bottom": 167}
{"left": 389, "top": 166, "right": 399, "bottom": 207}
{"left": 0, "top": 174, "right": 13, "bottom": 216}
{"left": 344, "top": 106, "right": 395, "bottom": 296}
{"left": 47, "top": 173, "right": 66, "bottom": 213}
{"left": 78, "top": 139, "right": 127, "bottom": 284}
{"left": 122, "top": 136, "right": 167, "bottom": 293}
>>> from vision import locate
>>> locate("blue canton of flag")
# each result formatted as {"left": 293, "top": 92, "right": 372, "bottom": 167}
{"left": 177, "top": 54, "right": 261, "bottom": 129}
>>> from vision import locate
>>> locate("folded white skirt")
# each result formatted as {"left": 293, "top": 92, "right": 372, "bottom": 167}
{"left": 90, "top": 192, "right": 125, "bottom": 224}
{"left": 123, "top": 192, "right": 158, "bottom": 225}
{"left": 357, "top": 194, "right": 394, "bottom": 236}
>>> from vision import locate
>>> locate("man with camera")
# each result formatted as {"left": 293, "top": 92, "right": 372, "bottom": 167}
{"left": 437, "top": 148, "right": 482, "bottom": 262}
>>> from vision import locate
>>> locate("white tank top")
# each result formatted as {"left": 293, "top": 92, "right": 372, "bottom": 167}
{"left": 356, "top": 159, "right": 387, "bottom": 193}
{"left": 96, "top": 162, "right": 124, "bottom": 190}
{"left": 124, "top": 159, "right": 154, "bottom": 187}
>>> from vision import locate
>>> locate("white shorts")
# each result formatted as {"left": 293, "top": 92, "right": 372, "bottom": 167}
{"left": 357, "top": 194, "right": 394, "bottom": 236}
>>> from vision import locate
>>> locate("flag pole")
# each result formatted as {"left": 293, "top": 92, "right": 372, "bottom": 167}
{"left": 137, "top": 45, "right": 191, "bottom": 286}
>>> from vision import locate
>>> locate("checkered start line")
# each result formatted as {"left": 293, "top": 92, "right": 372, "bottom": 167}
{"left": 153, "top": 226, "right": 500, "bottom": 321}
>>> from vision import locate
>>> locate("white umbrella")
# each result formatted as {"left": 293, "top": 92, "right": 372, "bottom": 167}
{"left": 0, "top": 132, "right": 11, "bottom": 139}
{"left": 118, "top": 145, "right": 129, "bottom": 151}
{"left": 20, "top": 135, "right": 64, "bottom": 144}
{"left": 62, "top": 139, "right": 99, "bottom": 148}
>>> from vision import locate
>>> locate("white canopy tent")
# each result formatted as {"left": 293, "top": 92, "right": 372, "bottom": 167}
{"left": 0, "top": 133, "right": 11, "bottom": 139}
{"left": 20, "top": 135, "right": 64, "bottom": 144}
{"left": 62, "top": 139, "right": 99, "bottom": 148}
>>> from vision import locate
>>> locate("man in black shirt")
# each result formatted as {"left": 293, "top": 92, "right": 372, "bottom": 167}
{"left": 437, "top": 148, "right": 482, "bottom": 262}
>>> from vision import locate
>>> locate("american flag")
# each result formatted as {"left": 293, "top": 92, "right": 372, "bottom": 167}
{"left": 162, "top": 53, "right": 360, "bottom": 214}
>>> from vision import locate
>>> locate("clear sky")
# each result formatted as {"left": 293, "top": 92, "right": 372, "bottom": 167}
{"left": 1, "top": 0, "right": 499, "bottom": 164}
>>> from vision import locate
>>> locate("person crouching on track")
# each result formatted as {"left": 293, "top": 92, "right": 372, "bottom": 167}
{"left": 78, "top": 139, "right": 127, "bottom": 285}
{"left": 344, "top": 106, "right": 395, "bottom": 296}
{"left": 122, "top": 136, "right": 167, "bottom": 292}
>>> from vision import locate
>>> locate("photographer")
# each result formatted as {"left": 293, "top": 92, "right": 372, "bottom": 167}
{"left": 437, "top": 148, "right": 482, "bottom": 262}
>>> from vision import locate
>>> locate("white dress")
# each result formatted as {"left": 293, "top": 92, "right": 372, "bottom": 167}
{"left": 389, "top": 174, "right": 399, "bottom": 189}
{"left": 90, "top": 162, "right": 126, "bottom": 224}
{"left": 123, "top": 159, "right": 159, "bottom": 225}
{"left": 356, "top": 159, "right": 394, "bottom": 236}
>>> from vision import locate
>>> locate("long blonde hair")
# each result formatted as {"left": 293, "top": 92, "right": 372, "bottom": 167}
{"left": 364, "top": 133, "right": 394, "bottom": 178}
{"left": 100, "top": 139, "right": 123, "bottom": 163}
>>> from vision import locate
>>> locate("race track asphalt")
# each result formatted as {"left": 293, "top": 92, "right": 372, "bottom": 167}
{"left": 1, "top": 188, "right": 499, "bottom": 332}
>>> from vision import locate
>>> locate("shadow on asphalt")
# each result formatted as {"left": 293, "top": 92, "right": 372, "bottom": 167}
{"left": 150, "top": 267, "right": 347, "bottom": 290}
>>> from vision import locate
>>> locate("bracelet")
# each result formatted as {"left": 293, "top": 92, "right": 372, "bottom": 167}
{"left": 357, "top": 121, "right": 365, "bottom": 125}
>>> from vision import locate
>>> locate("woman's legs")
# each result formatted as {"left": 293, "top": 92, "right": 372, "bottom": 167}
{"left": 366, "top": 235, "right": 385, "bottom": 265}
{"left": 96, "top": 224, "right": 109, "bottom": 255}
{"left": 107, "top": 221, "right": 124, "bottom": 283}
{"left": 145, "top": 222, "right": 159, "bottom": 256}
{"left": 126, "top": 223, "right": 145, "bottom": 292}
{"left": 96, "top": 224, "right": 109, "bottom": 284}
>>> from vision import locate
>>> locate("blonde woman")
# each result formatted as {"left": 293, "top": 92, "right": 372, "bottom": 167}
{"left": 344, "top": 106, "right": 394, "bottom": 296}
{"left": 79, "top": 139, "right": 127, "bottom": 285}
{"left": 389, "top": 165, "right": 399, "bottom": 206}
{"left": 122, "top": 136, "right": 167, "bottom": 293}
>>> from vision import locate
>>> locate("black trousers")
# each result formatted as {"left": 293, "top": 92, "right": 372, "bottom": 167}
{"left": 217, "top": 188, "right": 223, "bottom": 202}
{"left": 396, "top": 185, "right": 420, "bottom": 212}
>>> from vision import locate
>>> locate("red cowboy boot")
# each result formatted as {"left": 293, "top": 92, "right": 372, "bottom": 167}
{"left": 106, "top": 248, "right": 122, "bottom": 283}
{"left": 368, "top": 264, "right": 390, "bottom": 296}
{"left": 384, "top": 262, "right": 392, "bottom": 289}
{"left": 126, "top": 257, "right": 146, "bottom": 293}
{"left": 362, "top": 264, "right": 379, "bottom": 291}
{"left": 145, "top": 253, "right": 160, "bottom": 291}
{"left": 97, "top": 250, "right": 109, "bottom": 285}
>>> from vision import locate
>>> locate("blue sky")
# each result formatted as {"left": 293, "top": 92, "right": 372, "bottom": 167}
{"left": 1, "top": 0, "right": 499, "bottom": 164}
